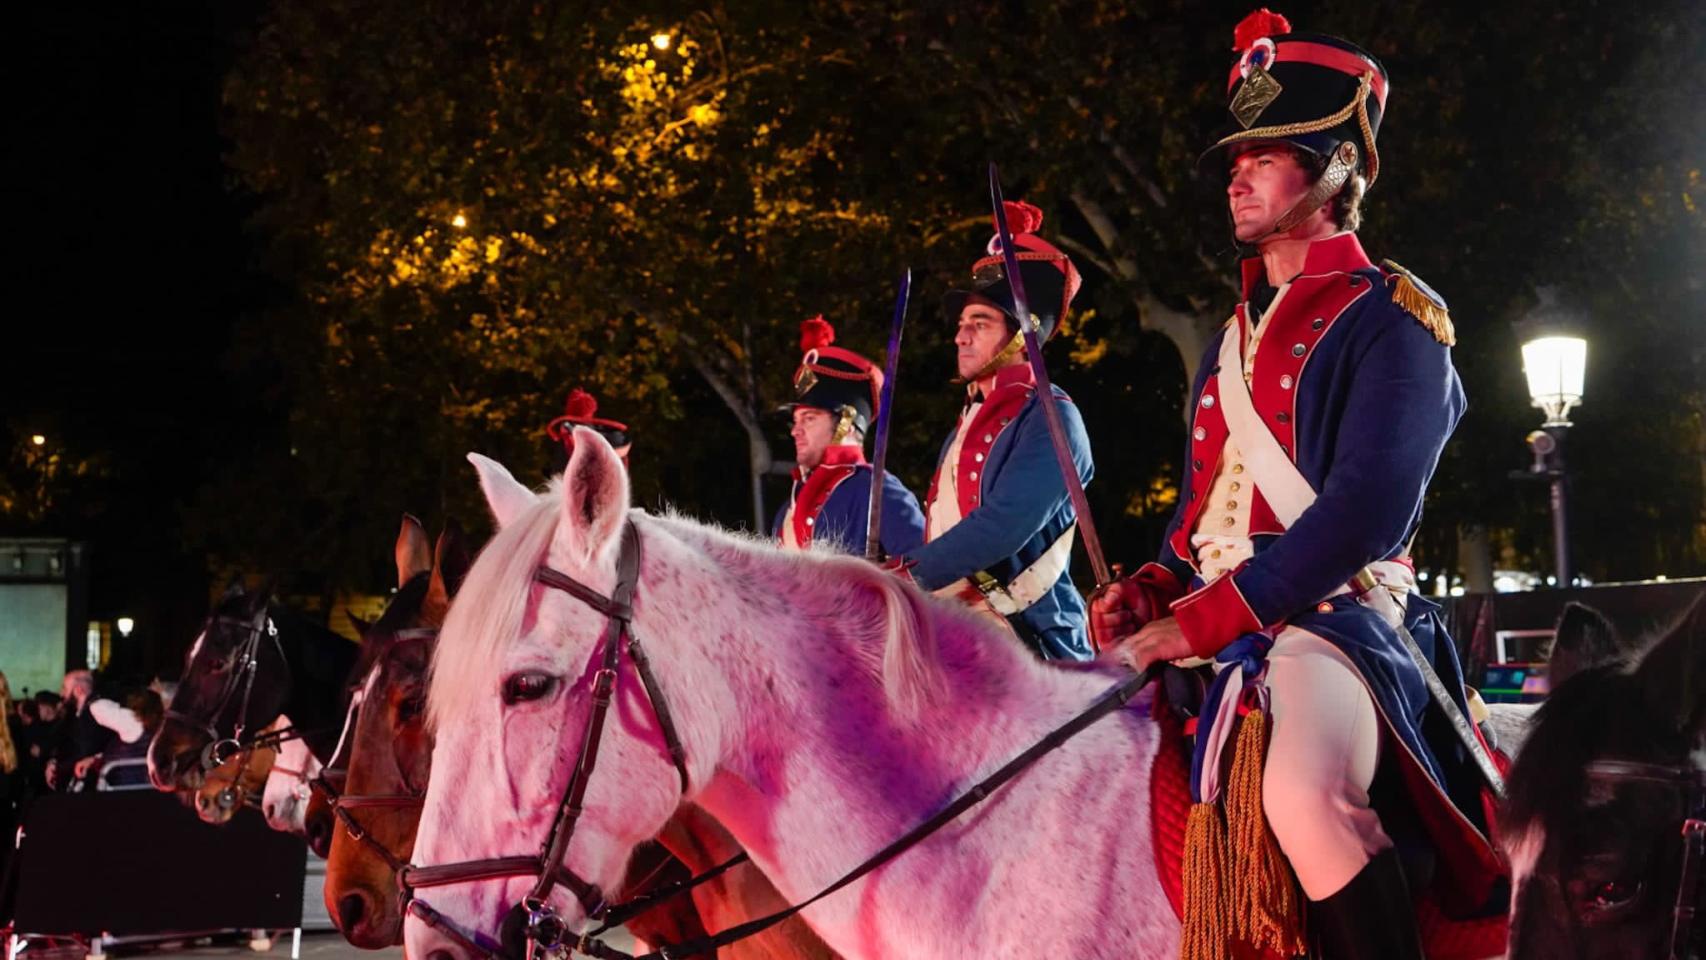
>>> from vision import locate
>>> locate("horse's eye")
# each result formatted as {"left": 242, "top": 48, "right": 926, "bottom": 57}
{"left": 1589, "top": 880, "right": 1640, "bottom": 910}
{"left": 396, "top": 697, "right": 425, "bottom": 723}
{"left": 502, "top": 672, "right": 558, "bottom": 705}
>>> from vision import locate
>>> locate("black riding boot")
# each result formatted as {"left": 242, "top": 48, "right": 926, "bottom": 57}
{"left": 1309, "top": 848, "right": 1424, "bottom": 960}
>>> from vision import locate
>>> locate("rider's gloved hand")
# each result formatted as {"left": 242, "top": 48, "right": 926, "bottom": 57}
{"left": 1088, "top": 562, "right": 1184, "bottom": 651}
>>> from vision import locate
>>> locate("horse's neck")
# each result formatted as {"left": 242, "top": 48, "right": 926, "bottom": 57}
{"left": 676, "top": 557, "right": 1122, "bottom": 901}
{"left": 275, "top": 608, "right": 358, "bottom": 760}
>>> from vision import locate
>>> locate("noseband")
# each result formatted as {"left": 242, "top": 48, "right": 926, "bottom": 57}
{"left": 1583, "top": 759, "right": 1705, "bottom": 960}
{"left": 402, "top": 522, "right": 692, "bottom": 957}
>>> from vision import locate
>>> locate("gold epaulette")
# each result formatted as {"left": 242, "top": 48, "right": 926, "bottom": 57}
{"left": 1381, "top": 259, "right": 1456, "bottom": 346}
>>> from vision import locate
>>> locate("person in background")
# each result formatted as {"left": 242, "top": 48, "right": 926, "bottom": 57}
{"left": 45, "top": 671, "right": 112, "bottom": 792}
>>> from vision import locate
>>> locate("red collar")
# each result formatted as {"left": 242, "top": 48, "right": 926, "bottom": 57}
{"left": 793, "top": 444, "right": 866, "bottom": 481}
{"left": 968, "top": 363, "right": 1036, "bottom": 404}
{"left": 1239, "top": 232, "right": 1375, "bottom": 299}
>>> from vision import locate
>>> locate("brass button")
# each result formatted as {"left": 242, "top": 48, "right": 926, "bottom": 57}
{"left": 1192, "top": 459, "right": 1203, "bottom": 471}
{"left": 1276, "top": 412, "right": 1290, "bottom": 424}
{"left": 968, "top": 471, "right": 978, "bottom": 480}
{"left": 1280, "top": 374, "right": 1294, "bottom": 389}
{"left": 1312, "top": 318, "right": 1325, "bottom": 330}
{"left": 1210, "top": 549, "right": 1222, "bottom": 559}
{"left": 805, "top": 517, "right": 815, "bottom": 526}
{"left": 1318, "top": 601, "right": 1334, "bottom": 612}
{"left": 1222, "top": 516, "right": 1236, "bottom": 528}
{"left": 1202, "top": 395, "right": 1215, "bottom": 409}
{"left": 1292, "top": 343, "right": 1306, "bottom": 357}
{"left": 983, "top": 434, "right": 994, "bottom": 443}
{"left": 1232, "top": 463, "right": 1245, "bottom": 475}
{"left": 1001, "top": 418, "right": 1011, "bottom": 426}
{"left": 1193, "top": 427, "right": 1207, "bottom": 441}
{"left": 1226, "top": 500, "right": 1238, "bottom": 510}
{"left": 973, "top": 453, "right": 984, "bottom": 462}
{"left": 1229, "top": 481, "right": 1241, "bottom": 493}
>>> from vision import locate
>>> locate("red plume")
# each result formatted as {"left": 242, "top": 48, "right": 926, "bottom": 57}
{"left": 994, "top": 200, "right": 1045, "bottom": 236}
{"left": 564, "top": 387, "right": 598, "bottom": 419}
{"left": 1233, "top": 8, "right": 1291, "bottom": 51}
{"left": 799, "top": 315, "right": 835, "bottom": 352}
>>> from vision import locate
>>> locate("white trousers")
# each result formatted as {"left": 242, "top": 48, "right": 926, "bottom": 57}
{"left": 1260, "top": 627, "right": 1392, "bottom": 900}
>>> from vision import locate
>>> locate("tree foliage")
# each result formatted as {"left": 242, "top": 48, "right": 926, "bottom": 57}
{"left": 211, "top": 0, "right": 1703, "bottom": 592}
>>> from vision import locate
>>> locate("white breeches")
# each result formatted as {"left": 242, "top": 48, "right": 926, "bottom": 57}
{"left": 1261, "top": 627, "right": 1392, "bottom": 900}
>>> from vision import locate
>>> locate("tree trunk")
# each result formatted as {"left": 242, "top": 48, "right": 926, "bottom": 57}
{"left": 1457, "top": 524, "right": 1495, "bottom": 594}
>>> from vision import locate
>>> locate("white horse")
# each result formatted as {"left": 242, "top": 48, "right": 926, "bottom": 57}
{"left": 260, "top": 718, "right": 324, "bottom": 834}
{"left": 405, "top": 431, "right": 1175, "bottom": 960}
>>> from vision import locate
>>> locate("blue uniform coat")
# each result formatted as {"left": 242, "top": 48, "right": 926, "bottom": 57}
{"left": 1146, "top": 233, "right": 1500, "bottom": 904}
{"left": 903, "top": 365, "right": 1094, "bottom": 661}
{"left": 770, "top": 446, "right": 925, "bottom": 558}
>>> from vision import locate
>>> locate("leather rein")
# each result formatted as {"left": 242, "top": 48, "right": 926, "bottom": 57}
{"left": 401, "top": 519, "right": 1159, "bottom": 960}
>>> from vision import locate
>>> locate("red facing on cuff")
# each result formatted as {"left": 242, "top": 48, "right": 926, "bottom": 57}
{"left": 1169, "top": 571, "right": 1263, "bottom": 658}
{"left": 1132, "top": 561, "right": 1187, "bottom": 606}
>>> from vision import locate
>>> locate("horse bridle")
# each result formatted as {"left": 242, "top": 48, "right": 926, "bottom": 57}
{"left": 398, "top": 519, "right": 1161, "bottom": 960}
{"left": 165, "top": 605, "right": 289, "bottom": 773}
{"left": 1582, "top": 759, "right": 1705, "bottom": 960}
{"left": 316, "top": 627, "right": 441, "bottom": 878}
{"left": 401, "top": 521, "right": 692, "bottom": 959}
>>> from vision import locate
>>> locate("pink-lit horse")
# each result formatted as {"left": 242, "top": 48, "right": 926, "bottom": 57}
{"left": 405, "top": 431, "right": 1174, "bottom": 960}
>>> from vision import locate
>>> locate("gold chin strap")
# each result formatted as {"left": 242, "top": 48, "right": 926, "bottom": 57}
{"left": 954, "top": 329, "right": 1027, "bottom": 385}
{"left": 830, "top": 405, "right": 858, "bottom": 444}
{"left": 1247, "top": 140, "right": 1359, "bottom": 245}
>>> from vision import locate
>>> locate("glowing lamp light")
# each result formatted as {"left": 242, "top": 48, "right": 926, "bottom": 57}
{"left": 1521, "top": 335, "right": 1586, "bottom": 426}
{"left": 651, "top": 33, "right": 672, "bottom": 50}
{"left": 451, "top": 212, "right": 468, "bottom": 229}
{"left": 30, "top": 434, "right": 45, "bottom": 446}
{"left": 116, "top": 617, "right": 135, "bottom": 638}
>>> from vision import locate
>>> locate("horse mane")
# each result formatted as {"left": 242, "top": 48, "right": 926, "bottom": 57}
{"left": 428, "top": 490, "right": 563, "bottom": 730}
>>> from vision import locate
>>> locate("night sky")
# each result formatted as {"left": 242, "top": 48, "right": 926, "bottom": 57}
{"left": 9, "top": 3, "right": 269, "bottom": 677}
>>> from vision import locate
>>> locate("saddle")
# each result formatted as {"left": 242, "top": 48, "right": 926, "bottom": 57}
{"left": 1146, "top": 665, "right": 1508, "bottom": 960}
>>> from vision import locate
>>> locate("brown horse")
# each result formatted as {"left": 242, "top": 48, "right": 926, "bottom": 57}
{"left": 194, "top": 719, "right": 279, "bottom": 824}
{"left": 324, "top": 515, "right": 834, "bottom": 957}
{"left": 1503, "top": 595, "right": 1705, "bottom": 960}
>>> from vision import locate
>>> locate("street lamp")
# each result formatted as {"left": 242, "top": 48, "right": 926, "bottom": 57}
{"left": 116, "top": 617, "right": 135, "bottom": 638}
{"left": 1517, "top": 331, "right": 1587, "bottom": 587}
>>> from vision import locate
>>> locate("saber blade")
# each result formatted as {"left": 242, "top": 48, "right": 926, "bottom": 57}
{"left": 988, "top": 163, "right": 1112, "bottom": 587}
{"left": 866, "top": 268, "right": 911, "bottom": 561}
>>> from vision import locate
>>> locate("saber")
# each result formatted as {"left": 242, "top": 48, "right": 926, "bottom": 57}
{"left": 988, "top": 163, "right": 1112, "bottom": 587}
{"left": 866, "top": 268, "right": 911, "bottom": 561}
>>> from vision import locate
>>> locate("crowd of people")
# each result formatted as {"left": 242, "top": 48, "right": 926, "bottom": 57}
{"left": 0, "top": 667, "right": 172, "bottom": 911}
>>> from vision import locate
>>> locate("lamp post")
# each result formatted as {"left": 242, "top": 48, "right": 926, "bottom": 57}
{"left": 1518, "top": 334, "right": 1587, "bottom": 586}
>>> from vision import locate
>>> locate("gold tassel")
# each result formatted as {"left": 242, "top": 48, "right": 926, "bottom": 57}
{"left": 1180, "top": 801, "right": 1231, "bottom": 960}
{"left": 1223, "top": 708, "right": 1307, "bottom": 957}
{"left": 1383, "top": 261, "right": 1456, "bottom": 346}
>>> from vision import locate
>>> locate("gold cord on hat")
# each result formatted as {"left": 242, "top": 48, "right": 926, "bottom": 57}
{"left": 1214, "top": 71, "right": 1380, "bottom": 185}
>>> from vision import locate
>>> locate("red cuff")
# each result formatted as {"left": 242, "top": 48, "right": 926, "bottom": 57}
{"left": 1169, "top": 571, "right": 1263, "bottom": 658}
{"left": 1132, "top": 561, "right": 1187, "bottom": 606}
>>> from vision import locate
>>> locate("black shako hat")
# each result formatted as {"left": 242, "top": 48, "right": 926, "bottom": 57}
{"left": 787, "top": 316, "right": 882, "bottom": 438}
{"left": 1199, "top": 8, "right": 1389, "bottom": 186}
{"left": 942, "top": 200, "right": 1081, "bottom": 343}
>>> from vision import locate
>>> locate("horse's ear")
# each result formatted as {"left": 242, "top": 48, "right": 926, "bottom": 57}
{"left": 468, "top": 453, "right": 536, "bottom": 529}
{"left": 1546, "top": 601, "right": 1620, "bottom": 688}
{"left": 1634, "top": 595, "right": 1706, "bottom": 737}
{"left": 395, "top": 513, "right": 433, "bottom": 588}
{"left": 247, "top": 579, "right": 275, "bottom": 615}
{"left": 426, "top": 519, "right": 472, "bottom": 615}
{"left": 554, "top": 427, "right": 629, "bottom": 566}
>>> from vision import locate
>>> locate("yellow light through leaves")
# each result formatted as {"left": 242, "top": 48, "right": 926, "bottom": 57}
{"left": 451, "top": 212, "right": 468, "bottom": 229}
{"left": 650, "top": 33, "right": 671, "bottom": 50}
{"left": 30, "top": 435, "right": 45, "bottom": 446}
